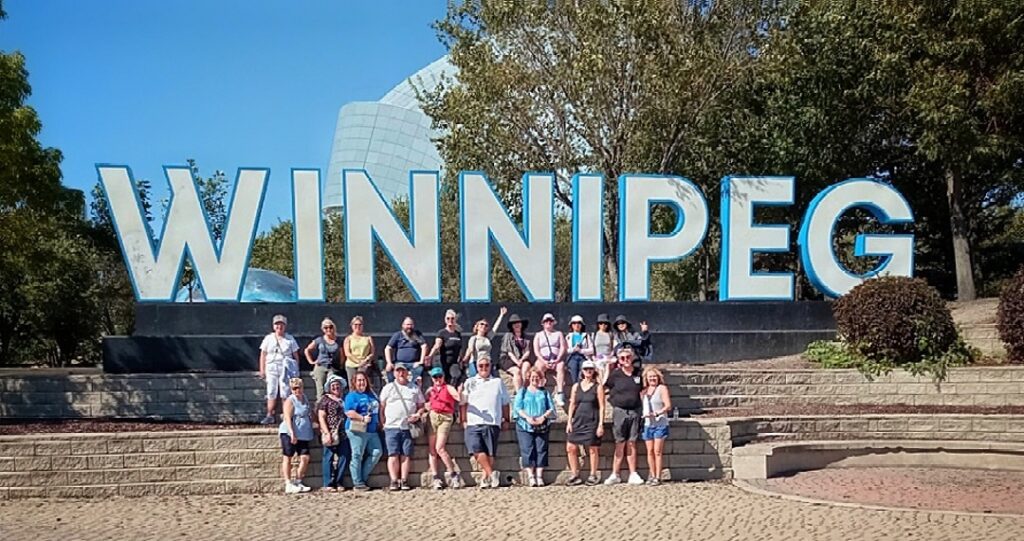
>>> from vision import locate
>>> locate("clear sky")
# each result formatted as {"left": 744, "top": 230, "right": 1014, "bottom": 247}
{"left": 0, "top": 0, "right": 448, "bottom": 231}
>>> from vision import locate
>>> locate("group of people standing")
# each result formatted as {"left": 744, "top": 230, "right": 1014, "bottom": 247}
{"left": 257, "top": 309, "right": 666, "bottom": 493}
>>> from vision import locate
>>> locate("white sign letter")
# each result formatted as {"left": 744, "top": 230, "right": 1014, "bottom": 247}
{"left": 97, "top": 165, "right": 267, "bottom": 302}
{"left": 618, "top": 175, "right": 709, "bottom": 301}
{"left": 719, "top": 176, "right": 795, "bottom": 300}
{"left": 343, "top": 170, "right": 441, "bottom": 302}
{"left": 572, "top": 174, "right": 604, "bottom": 301}
{"left": 460, "top": 172, "right": 554, "bottom": 302}
{"left": 798, "top": 178, "right": 914, "bottom": 298}
{"left": 292, "top": 169, "right": 325, "bottom": 301}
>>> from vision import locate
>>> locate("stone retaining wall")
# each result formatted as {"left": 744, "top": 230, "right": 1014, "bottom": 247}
{"left": 3, "top": 413, "right": 1022, "bottom": 499}
{"left": 2, "top": 367, "right": 1024, "bottom": 421}
{"left": 0, "top": 421, "right": 732, "bottom": 499}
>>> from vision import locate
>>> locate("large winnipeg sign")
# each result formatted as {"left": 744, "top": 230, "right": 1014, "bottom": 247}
{"left": 97, "top": 166, "right": 914, "bottom": 303}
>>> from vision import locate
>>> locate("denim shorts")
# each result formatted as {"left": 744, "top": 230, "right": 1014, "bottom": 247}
{"left": 465, "top": 424, "right": 500, "bottom": 456}
{"left": 384, "top": 428, "right": 414, "bottom": 456}
{"left": 642, "top": 424, "right": 669, "bottom": 441}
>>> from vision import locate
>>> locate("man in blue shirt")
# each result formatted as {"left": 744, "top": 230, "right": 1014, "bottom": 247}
{"left": 385, "top": 317, "right": 428, "bottom": 384}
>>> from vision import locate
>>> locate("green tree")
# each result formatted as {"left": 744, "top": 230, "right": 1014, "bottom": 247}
{"left": 420, "top": 0, "right": 781, "bottom": 299}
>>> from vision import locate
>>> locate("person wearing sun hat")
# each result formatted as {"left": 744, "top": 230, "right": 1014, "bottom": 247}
{"left": 565, "top": 314, "right": 594, "bottom": 386}
{"left": 533, "top": 312, "right": 568, "bottom": 407}
{"left": 499, "top": 313, "right": 532, "bottom": 389}
{"left": 612, "top": 315, "right": 652, "bottom": 370}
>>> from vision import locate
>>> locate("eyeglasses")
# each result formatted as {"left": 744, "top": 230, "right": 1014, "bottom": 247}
{"left": 617, "top": 356, "right": 631, "bottom": 361}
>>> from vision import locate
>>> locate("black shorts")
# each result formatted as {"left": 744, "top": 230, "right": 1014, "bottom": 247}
{"left": 611, "top": 407, "right": 642, "bottom": 443}
{"left": 465, "top": 424, "right": 500, "bottom": 456}
{"left": 280, "top": 434, "right": 311, "bottom": 457}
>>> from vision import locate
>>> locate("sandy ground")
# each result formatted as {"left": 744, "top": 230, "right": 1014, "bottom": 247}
{"left": 1, "top": 481, "right": 1021, "bottom": 541}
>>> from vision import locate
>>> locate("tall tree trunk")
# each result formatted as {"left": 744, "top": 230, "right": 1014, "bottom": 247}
{"left": 603, "top": 177, "right": 620, "bottom": 300}
{"left": 946, "top": 167, "right": 976, "bottom": 301}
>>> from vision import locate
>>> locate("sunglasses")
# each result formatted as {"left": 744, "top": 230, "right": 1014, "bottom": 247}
{"left": 323, "top": 325, "right": 334, "bottom": 330}
{"left": 583, "top": 367, "right": 595, "bottom": 371}
{"left": 617, "top": 356, "right": 631, "bottom": 361}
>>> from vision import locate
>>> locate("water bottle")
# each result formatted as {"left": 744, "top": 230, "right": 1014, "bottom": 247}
{"left": 673, "top": 407, "right": 680, "bottom": 420}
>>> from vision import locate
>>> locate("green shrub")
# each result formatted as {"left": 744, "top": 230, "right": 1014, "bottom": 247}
{"left": 997, "top": 267, "right": 1024, "bottom": 364}
{"left": 811, "top": 276, "right": 977, "bottom": 381}
{"left": 833, "top": 276, "right": 957, "bottom": 364}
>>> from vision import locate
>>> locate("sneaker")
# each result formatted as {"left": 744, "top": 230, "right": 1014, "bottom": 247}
{"left": 566, "top": 475, "right": 583, "bottom": 486}
{"left": 296, "top": 481, "right": 311, "bottom": 493}
{"left": 478, "top": 475, "right": 491, "bottom": 489}
{"left": 353, "top": 484, "right": 370, "bottom": 492}
{"left": 448, "top": 473, "right": 462, "bottom": 489}
{"left": 535, "top": 476, "right": 545, "bottom": 488}
{"left": 627, "top": 472, "right": 645, "bottom": 485}
{"left": 490, "top": 470, "right": 501, "bottom": 488}
{"left": 555, "top": 392, "right": 565, "bottom": 408}
{"left": 528, "top": 475, "right": 537, "bottom": 487}
{"left": 322, "top": 486, "right": 337, "bottom": 493}
{"left": 284, "top": 481, "right": 299, "bottom": 494}
{"left": 389, "top": 480, "right": 400, "bottom": 492}
{"left": 585, "top": 474, "right": 600, "bottom": 486}
{"left": 432, "top": 478, "right": 445, "bottom": 490}
{"left": 399, "top": 479, "right": 411, "bottom": 491}
{"left": 604, "top": 473, "right": 621, "bottom": 486}
{"left": 260, "top": 415, "right": 276, "bottom": 425}
{"left": 649, "top": 477, "right": 662, "bottom": 486}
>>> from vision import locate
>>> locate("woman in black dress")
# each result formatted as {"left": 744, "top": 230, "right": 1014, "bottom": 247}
{"left": 565, "top": 360, "right": 606, "bottom": 485}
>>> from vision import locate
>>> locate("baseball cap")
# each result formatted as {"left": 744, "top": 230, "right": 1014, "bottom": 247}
{"left": 429, "top": 367, "right": 444, "bottom": 377}
{"left": 569, "top": 315, "right": 584, "bottom": 324}
{"left": 272, "top": 314, "right": 287, "bottom": 325}
{"left": 394, "top": 363, "right": 410, "bottom": 372}
{"left": 581, "top": 360, "right": 596, "bottom": 370}
{"left": 542, "top": 313, "right": 556, "bottom": 322}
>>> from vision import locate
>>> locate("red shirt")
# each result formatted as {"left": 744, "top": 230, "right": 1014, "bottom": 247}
{"left": 428, "top": 384, "right": 457, "bottom": 415}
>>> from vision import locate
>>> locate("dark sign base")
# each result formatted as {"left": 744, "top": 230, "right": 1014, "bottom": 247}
{"left": 103, "top": 301, "right": 836, "bottom": 373}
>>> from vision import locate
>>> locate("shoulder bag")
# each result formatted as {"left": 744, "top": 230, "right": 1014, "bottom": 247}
{"left": 390, "top": 382, "right": 423, "bottom": 439}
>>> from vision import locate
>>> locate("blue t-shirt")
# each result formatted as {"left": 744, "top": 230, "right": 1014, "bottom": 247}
{"left": 343, "top": 390, "right": 380, "bottom": 432}
{"left": 513, "top": 388, "right": 554, "bottom": 432}
{"left": 388, "top": 330, "right": 425, "bottom": 364}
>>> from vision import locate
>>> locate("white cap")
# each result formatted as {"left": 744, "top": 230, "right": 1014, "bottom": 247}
{"left": 542, "top": 313, "right": 556, "bottom": 323}
{"left": 569, "top": 315, "right": 584, "bottom": 324}
{"left": 272, "top": 314, "right": 287, "bottom": 325}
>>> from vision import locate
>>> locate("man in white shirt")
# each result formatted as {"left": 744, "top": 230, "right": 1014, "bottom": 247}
{"left": 460, "top": 355, "right": 510, "bottom": 488}
{"left": 258, "top": 314, "right": 300, "bottom": 425}
{"left": 380, "top": 364, "right": 425, "bottom": 491}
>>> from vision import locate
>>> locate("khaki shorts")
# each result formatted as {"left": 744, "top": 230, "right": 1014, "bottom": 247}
{"left": 430, "top": 411, "right": 454, "bottom": 435}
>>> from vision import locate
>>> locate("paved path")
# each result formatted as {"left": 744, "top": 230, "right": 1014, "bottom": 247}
{"left": 2, "top": 481, "right": 1022, "bottom": 541}
{"left": 748, "top": 467, "right": 1024, "bottom": 515}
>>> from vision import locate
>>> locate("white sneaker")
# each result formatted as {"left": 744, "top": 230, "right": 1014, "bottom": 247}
{"left": 490, "top": 470, "right": 501, "bottom": 488}
{"left": 284, "top": 481, "right": 299, "bottom": 494}
{"left": 528, "top": 475, "right": 537, "bottom": 487}
{"left": 535, "top": 475, "right": 545, "bottom": 487}
{"left": 604, "top": 473, "right": 621, "bottom": 486}
{"left": 627, "top": 472, "right": 645, "bottom": 485}
{"left": 296, "top": 481, "right": 312, "bottom": 492}
{"left": 449, "top": 473, "right": 462, "bottom": 489}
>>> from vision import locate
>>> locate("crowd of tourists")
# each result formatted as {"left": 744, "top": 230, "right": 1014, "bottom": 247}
{"left": 257, "top": 310, "right": 668, "bottom": 493}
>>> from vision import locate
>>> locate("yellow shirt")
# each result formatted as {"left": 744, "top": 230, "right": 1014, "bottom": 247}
{"left": 346, "top": 335, "right": 372, "bottom": 368}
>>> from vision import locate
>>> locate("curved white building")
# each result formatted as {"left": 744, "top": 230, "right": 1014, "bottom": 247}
{"left": 324, "top": 57, "right": 453, "bottom": 210}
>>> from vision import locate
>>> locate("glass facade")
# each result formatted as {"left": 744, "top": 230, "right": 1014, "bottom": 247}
{"left": 324, "top": 57, "right": 452, "bottom": 210}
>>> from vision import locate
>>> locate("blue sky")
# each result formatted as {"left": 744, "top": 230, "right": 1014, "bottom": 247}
{"left": 0, "top": 0, "right": 448, "bottom": 231}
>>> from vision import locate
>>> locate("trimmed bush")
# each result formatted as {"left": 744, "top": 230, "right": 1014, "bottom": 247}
{"left": 834, "top": 276, "right": 957, "bottom": 364}
{"left": 997, "top": 267, "right": 1024, "bottom": 364}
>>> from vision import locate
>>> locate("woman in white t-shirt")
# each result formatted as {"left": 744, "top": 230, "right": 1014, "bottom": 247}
{"left": 259, "top": 314, "right": 300, "bottom": 425}
{"left": 532, "top": 313, "right": 568, "bottom": 407}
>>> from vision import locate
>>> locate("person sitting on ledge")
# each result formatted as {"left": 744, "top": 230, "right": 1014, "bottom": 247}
{"left": 317, "top": 375, "right": 350, "bottom": 492}
{"left": 306, "top": 317, "right": 344, "bottom": 401}
{"left": 385, "top": 317, "right": 428, "bottom": 385}
{"left": 463, "top": 306, "right": 507, "bottom": 379}
{"left": 612, "top": 315, "right": 652, "bottom": 370}
{"left": 603, "top": 345, "right": 646, "bottom": 486}
{"left": 428, "top": 309, "right": 463, "bottom": 385}
{"left": 592, "top": 314, "right": 615, "bottom": 383}
{"left": 565, "top": 314, "right": 595, "bottom": 386}
{"left": 343, "top": 315, "right": 375, "bottom": 387}
{"left": 344, "top": 371, "right": 383, "bottom": 491}
{"left": 259, "top": 314, "right": 300, "bottom": 425}
{"left": 533, "top": 313, "right": 568, "bottom": 408}
{"left": 499, "top": 313, "right": 532, "bottom": 390}
{"left": 380, "top": 364, "right": 426, "bottom": 491}
{"left": 280, "top": 377, "right": 314, "bottom": 494}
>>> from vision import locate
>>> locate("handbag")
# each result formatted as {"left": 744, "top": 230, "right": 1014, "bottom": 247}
{"left": 349, "top": 419, "right": 368, "bottom": 433}
{"left": 389, "top": 382, "right": 423, "bottom": 439}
